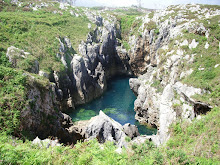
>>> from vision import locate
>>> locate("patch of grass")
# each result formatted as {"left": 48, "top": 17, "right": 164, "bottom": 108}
{"left": 113, "top": 8, "right": 144, "bottom": 16}
{"left": 151, "top": 79, "right": 164, "bottom": 93}
{"left": 148, "top": 11, "right": 154, "bottom": 19}
{"left": 118, "top": 15, "right": 143, "bottom": 50}
{"left": 167, "top": 107, "right": 220, "bottom": 162}
{"left": 0, "top": 66, "right": 27, "bottom": 135}
{"left": 144, "top": 20, "right": 157, "bottom": 31}
{"left": 154, "top": 28, "right": 160, "bottom": 35}
{"left": 0, "top": 5, "right": 93, "bottom": 73}
{"left": 184, "top": 11, "right": 198, "bottom": 20}
{"left": 130, "top": 18, "right": 143, "bottom": 36}
{"left": 119, "top": 15, "right": 137, "bottom": 37}
{"left": 181, "top": 19, "right": 220, "bottom": 106}
{"left": 0, "top": 134, "right": 128, "bottom": 164}
{"left": 202, "top": 15, "right": 220, "bottom": 41}
{"left": 200, "top": 4, "right": 220, "bottom": 10}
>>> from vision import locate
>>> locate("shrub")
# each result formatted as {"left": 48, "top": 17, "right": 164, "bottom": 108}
{"left": 144, "top": 21, "right": 157, "bottom": 31}
{"left": 0, "top": 66, "right": 27, "bottom": 134}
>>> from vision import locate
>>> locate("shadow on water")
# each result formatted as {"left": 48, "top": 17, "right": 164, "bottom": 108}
{"left": 68, "top": 76, "right": 157, "bottom": 135}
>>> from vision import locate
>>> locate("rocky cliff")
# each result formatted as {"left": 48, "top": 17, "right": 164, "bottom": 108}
{"left": 52, "top": 11, "right": 132, "bottom": 111}
{"left": 3, "top": 1, "right": 219, "bottom": 146}
{"left": 127, "top": 4, "right": 218, "bottom": 144}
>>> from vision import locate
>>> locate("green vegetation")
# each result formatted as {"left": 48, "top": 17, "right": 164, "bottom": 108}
{"left": 167, "top": 107, "right": 220, "bottom": 163}
{"left": 0, "top": 1, "right": 92, "bottom": 136}
{"left": 0, "top": 132, "right": 163, "bottom": 164}
{"left": 1, "top": 107, "right": 219, "bottom": 164}
{"left": 113, "top": 8, "right": 144, "bottom": 16}
{"left": 148, "top": 11, "right": 154, "bottom": 19}
{"left": 0, "top": 2, "right": 220, "bottom": 164}
{"left": 151, "top": 79, "right": 164, "bottom": 93}
{"left": 0, "top": 66, "right": 27, "bottom": 135}
{"left": 0, "top": 50, "right": 25, "bottom": 134}
{"left": 121, "top": 40, "right": 131, "bottom": 51}
{"left": 115, "top": 9, "right": 144, "bottom": 50}
{"left": 200, "top": 4, "right": 220, "bottom": 10}
{"left": 119, "top": 15, "right": 137, "bottom": 36}
{"left": 0, "top": 2, "right": 93, "bottom": 72}
{"left": 144, "top": 20, "right": 157, "bottom": 31}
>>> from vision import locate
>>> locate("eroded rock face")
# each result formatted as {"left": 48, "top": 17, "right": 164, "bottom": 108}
{"left": 123, "top": 123, "right": 140, "bottom": 139}
{"left": 130, "top": 77, "right": 211, "bottom": 145}
{"left": 20, "top": 74, "right": 82, "bottom": 144}
{"left": 67, "top": 111, "right": 139, "bottom": 147}
{"left": 129, "top": 35, "right": 151, "bottom": 75}
{"left": 129, "top": 68, "right": 160, "bottom": 129}
{"left": 126, "top": 4, "right": 218, "bottom": 145}
{"left": 53, "top": 16, "right": 132, "bottom": 108}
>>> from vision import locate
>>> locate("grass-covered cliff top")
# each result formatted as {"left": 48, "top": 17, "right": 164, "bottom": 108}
{"left": 0, "top": 0, "right": 94, "bottom": 73}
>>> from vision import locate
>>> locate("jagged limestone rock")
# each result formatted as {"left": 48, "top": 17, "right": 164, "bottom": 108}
{"left": 123, "top": 123, "right": 140, "bottom": 139}
{"left": 85, "top": 111, "right": 127, "bottom": 147}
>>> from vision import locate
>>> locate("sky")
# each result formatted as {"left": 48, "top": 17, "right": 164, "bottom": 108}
{"left": 75, "top": 0, "right": 220, "bottom": 9}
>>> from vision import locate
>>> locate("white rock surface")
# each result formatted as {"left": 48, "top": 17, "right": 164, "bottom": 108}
{"left": 205, "top": 42, "right": 209, "bottom": 49}
{"left": 180, "top": 39, "right": 189, "bottom": 46}
{"left": 189, "top": 39, "right": 199, "bottom": 49}
{"left": 39, "top": 70, "right": 49, "bottom": 78}
{"left": 33, "top": 137, "right": 61, "bottom": 148}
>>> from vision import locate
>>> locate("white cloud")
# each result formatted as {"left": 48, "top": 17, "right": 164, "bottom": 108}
{"left": 76, "top": 0, "right": 220, "bottom": 9}
{"left": 93, "top": 0, "right": 137, "bottom": 7}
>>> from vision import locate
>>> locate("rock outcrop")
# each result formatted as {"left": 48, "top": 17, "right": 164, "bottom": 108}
{"left": 85, "top": 111, "right": 127, "bottom": 147}
{"left": 20, "top": 74, "right": 83, "bottom": 144}
{"left": 6, "top": 46, "right": 39, "bottom": 74}
{"left": 126, "top": 4, "right": 217, "bottom": 145}
{"left": 71, "top": 111, "right": 140, "bottom": 147}
{"left": 52, "top": 15, "right": 132, "bottom": 109}
{"left": 129, "top": 74, "right": 211, "bottom": 145}
{"left": 123, "top": 123, "right": 140, "bottom": 139}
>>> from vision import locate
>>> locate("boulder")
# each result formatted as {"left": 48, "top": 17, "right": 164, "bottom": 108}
{"left": 6, "top": 46, "right": 39, "bottom": 74}
{"left": 6, "top": 46, "right": 26, "bottom": 65}
{"left": 123, "top": 123, "right": 140, "bottom": 139}
{"left": 85, "top": 111, "right": 127, "bottom": 147}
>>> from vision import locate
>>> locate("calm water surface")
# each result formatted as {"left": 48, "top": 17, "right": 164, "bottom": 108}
{"left": 69, "top": 76, "right": 157, "bottom": 135}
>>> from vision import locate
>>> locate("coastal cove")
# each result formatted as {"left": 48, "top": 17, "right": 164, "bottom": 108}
{"left": 68, "top": 76, "right": 157, "bottom": 135}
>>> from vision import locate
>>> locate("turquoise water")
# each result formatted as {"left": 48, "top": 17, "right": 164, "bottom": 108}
{"left": 69, "top": 76, "right": 157, "bottom": 135}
